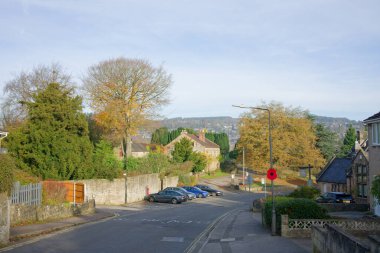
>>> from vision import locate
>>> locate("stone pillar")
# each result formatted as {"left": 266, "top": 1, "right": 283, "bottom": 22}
{"left": 281, "top": 214, "right": 289, "bottom": 237}
{"left": 0, "top": 192, "right": 10, "bottom": 245}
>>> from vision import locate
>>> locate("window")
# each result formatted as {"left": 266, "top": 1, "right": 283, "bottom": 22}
{"left": 372, "top": 122, "right": 380, "bottom": 145}
{"left": 357, "top": 165, "right": 368, "bottom": 198}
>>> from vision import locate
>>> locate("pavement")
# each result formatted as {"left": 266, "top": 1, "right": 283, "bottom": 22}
{"left": 9, "top": 209, "right": 115, "bottom": 243}
{"left": 195, "top": 209, "right": 311, "bottom": 253}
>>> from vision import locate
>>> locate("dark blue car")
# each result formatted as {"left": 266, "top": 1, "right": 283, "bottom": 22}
{"left": 182, "top": 186, "right": 208, "bottom": 198}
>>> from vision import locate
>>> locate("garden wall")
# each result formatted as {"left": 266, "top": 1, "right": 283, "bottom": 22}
{"left": 77, "top": 174, "right": 179, "bottom": 205}
{"left": 0, "top": 192, "right": 10, "bottom": 245}
{"left": 10, "top": 200, "right": 95, "bottom": 225}
{"left": 79, "top": 179, "right": 125, "bottom": 205}
{"left": 126, "top": 174, "right": 161, "bottom": 203}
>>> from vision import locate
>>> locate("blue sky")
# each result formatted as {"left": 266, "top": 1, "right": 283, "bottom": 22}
{"left": 1, "top": 0, "right": 379, "bottom": 120}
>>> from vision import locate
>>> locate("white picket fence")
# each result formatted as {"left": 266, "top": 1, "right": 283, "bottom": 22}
{"left": 11, "top": 181, "right": 42, "bottom": 206}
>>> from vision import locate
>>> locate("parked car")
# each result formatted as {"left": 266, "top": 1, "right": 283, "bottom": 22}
{"left": 164, "top": 187, "right": 196, "bottom": 200}
{"left": 182, "top": 186, "right": 208, "bottom": 198}
{"left": 147, "top": 190, "right": 186, "bottom": 204}
{"left": 195, "top": 184, "right": 223, "bottom": 196}
{"left": 316, "top": 192, "right": 355, "bottom": 203}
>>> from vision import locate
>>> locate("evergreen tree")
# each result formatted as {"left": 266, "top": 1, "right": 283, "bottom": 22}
{"left": 315, "top": 123, "right": 339, "bottom": 161}
{"left": 8, "top": 83, "right": 94, "bottom": 180}
{"left": 339, "top": 125, "right": 357, "bottom": 157}
{"left": 172, "top": 138, "right": 193, "bottom": 163}
{"left": 189, "top": 152, "right": 207, "bottom": 173}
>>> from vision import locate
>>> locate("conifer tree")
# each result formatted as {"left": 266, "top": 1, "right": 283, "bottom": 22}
{"left": 8, "top": 83, "right": 93, "bottom": 180}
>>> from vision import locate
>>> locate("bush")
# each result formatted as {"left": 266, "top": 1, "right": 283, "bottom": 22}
{"left": 264, "top": 197, "right": 329, "bottom": 233}
{"left": 0, "top": 154, "right": 15, "bottom": 195}
{"left": 93, "top": 140, "right": 121, "bottom": 180}
{"left": 288, "top": 186, "right": 320, "bottom": 199}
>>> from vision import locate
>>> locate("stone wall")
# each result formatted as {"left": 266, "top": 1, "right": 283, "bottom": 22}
{"left": 162, "top": 176, "right": 179, "bottom": 190}
{"left": 73, "top": 174, "right": 179, "bottom": 205}
{"left": 312, "top": 224, "right": 374, "bottom": 253}
{"left": 126, "top": 174, "right": 161, "bottom": 203}
{"left": 10, "top": 200, "right": 95, "bottom": 225}
{"left": 0, "top": 192, "right": 10, "bottom": 245}
{"left": 79, "top": 179, "right": 125, "bottom": 205}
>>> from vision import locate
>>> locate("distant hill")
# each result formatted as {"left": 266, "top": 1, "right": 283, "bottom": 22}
{"left": 157, "top": 115, "right": 364, "bottom": 148}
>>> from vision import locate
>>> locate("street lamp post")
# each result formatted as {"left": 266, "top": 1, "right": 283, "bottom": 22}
{"left": 233, "top": 105, "right": 276, "bottom": 236}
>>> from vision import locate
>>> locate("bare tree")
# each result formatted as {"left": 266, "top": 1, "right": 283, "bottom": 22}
{"left": 82, "top": 57, "right": 172, "bottom": 159}
{"left": 1, "top": 63, "right": 73, "bottom": 128}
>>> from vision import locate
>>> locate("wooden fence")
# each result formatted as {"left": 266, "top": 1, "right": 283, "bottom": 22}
{"left": 63, "top": 182, "right": 84, "bottom": 204}
{"left": 11, "top": 181, "right": 42, "bottom": 206}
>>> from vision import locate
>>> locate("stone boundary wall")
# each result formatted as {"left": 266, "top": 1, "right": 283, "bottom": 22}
{"left": 10, "top": 200, "right": 95, "bottom": 226}
{"left": 126, "top": 174, "right": 161, "bottom": 203}
{"left": 162, "top": 176, "right": 179, "bottom": 190}
{"left": 0, "top": 192, "right": 10, "bottom": 245}
{"left": 78, "top": 179, "right": 125, "bottom": 205}
{"left": 311, "top": 224, "right": 375, "bottom": 253}
{"left": 78, "top": 174, "right": 179, "bottom": 205}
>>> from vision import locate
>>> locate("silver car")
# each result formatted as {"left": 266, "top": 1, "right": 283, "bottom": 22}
{"left": 164, "top": 187, "right": 196, "bottom": 200}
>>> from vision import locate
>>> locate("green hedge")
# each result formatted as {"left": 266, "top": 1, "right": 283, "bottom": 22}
{"left": 264, "top": 197, "right": 329, "bottom": 233}
{"left": 287, "top": 186, "right": 320, "bottom": 199}
{"left": 0, "top": 154, "right": 15, "bottom": 195}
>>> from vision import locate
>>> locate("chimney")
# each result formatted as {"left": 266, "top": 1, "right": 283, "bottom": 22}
{"left": 199, "top": 129, "right": 206, "bottom": 142}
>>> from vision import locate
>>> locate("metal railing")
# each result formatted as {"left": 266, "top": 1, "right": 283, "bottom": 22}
{"left": 11, "top": 181, "right": 42, "bottom": 206}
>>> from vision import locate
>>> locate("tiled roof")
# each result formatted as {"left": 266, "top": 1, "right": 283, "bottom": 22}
{"left": 186, "top": 133, "right": 219, "bottom": 148}
{"left": 131, "top": 143, "right": 159, "bottom": 153}
{"left": 317, "top": 158, "right": 351, "bottom": 184}
{"left": 364, "top": 112, "right": 380, "bottom": 122}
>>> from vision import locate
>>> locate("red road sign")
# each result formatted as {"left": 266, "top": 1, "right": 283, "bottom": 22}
{"left": 267, "top": 168, "right": 277, "bottom": 180}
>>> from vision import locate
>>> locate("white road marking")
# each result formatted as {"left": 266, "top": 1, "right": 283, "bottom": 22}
{"left": 161, "top": 237, "right": 184, "bottom": 242}
{"left": 220, "top": 238, "right": 235, "bottom": 242}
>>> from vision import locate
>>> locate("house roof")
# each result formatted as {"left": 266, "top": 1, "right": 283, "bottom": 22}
{"left": 132, "top": 143, "right": 159, "bottom": 153}
{"left": 184, "top": 133, "right": 220, "bottom": 148}
{"left": 317, "top": 157, "right": 351, "bottom": 184}
{"left": 364, "top": 112, "right": 380, "bottom": 123}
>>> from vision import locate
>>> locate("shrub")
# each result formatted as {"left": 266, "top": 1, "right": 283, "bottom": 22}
{"left": 288, "top": 186, "right": 320, "bottom": 199}
{"left": 264, "top": 197, "right": 329, "bottom": 233}
{"left": 93, "top": 140, "right": 121, "bottom": 180}
{"left": 0, "top": 154, "right": 15, "bottom": 195}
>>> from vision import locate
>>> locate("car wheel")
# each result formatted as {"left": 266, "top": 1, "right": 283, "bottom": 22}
{"left": 149, "top": 197, "right": 155, "bottom": 202}
{"left": 171, "top": 198, "right": 178, "bottom": 204}
{"left": 198, "top": 193, "right": 202, "bottom": 198}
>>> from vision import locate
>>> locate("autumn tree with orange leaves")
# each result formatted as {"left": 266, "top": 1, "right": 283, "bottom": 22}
{"left": 82, "top": 58, "right": 172, "bottom": 162}
{"left": 237, "top": 102, "right": 325, "bottom": 173}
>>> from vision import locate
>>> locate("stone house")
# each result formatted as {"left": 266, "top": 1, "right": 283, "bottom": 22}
{"left": 115, "top": 143, "right": 160, "bottom": 159}
{"left": 363, "top": 112, "right": 380, "bottom": 211}
{"left": 346, "top": 148, "right": 369, "bottom": 204}
{"left": 164, "top": 130, "right": 220, "bottom": 172}
{"left": 317, "top": 157, "right": 351, "bottom": 193}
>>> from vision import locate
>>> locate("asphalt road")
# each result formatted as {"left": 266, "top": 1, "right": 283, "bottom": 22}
{"left": 4, "top": 188, "right": 260, "bottom": 253}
